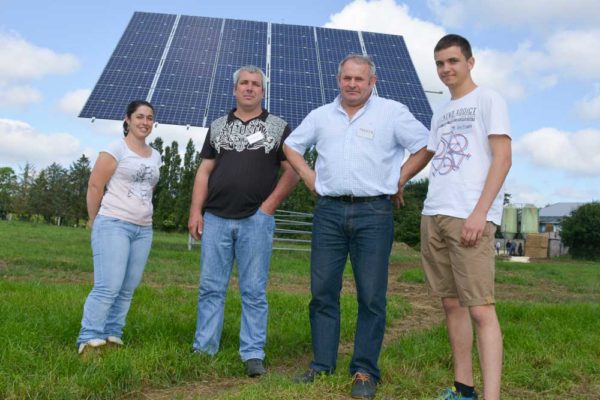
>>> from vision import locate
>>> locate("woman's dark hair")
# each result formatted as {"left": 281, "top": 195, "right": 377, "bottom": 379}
{"left": 123, "top": 100, "right": 155, "bottom": 136}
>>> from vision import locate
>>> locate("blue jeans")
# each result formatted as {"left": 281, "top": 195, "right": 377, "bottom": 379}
{"left": 193, "top": 209, "right": 275, "bottom": 361}
{"left": 77, "top": 215, "right": 153, "bottom": 345}
{"left": 309, "top": 196, "right": 394, "bottom": 382}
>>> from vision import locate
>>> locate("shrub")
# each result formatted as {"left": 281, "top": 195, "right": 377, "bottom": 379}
{"left": 561, "top": 202, "right": 600, "bottom": 260}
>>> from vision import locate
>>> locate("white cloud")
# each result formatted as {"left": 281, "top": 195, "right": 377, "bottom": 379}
{"left": 576, "top": 84, "right": 600, "bottom": 120}
{"left": 505, "top": 180, "right": 548, "bottom": 207}
{"left": 0, "top": 118, "right": 83, "bottom": 167}
{"left": 472, "top": 42, "right": 561, "bottom": 100}
{"left": 57, "top": 89, "right": 91, "bottom": 115}
{"left": 324, "top": 0, "right": 447, "bottom": 107}
{"left": 0, "top": 84, "right": 42, "bottom": 107}
{"left": 514, "top": 127, "right": 600, "bottom": 176}
{"left": 427, "top": 0, "right": 600, "bottom": 30}
{"left": 546, "top": 29, "right": 600, "bottom": 80}
{"left": 553, "top": 185, "right": 600, "bottom": 202}
{"left": 0, "top": 32, "right": 79, "bottom": 83}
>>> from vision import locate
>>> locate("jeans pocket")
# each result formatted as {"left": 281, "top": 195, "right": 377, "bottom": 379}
{"left": 365, "top": 199, "right": 392, "bottom": 215}
{"left": 257, "top": 207, "right": 275, "bottom": 217}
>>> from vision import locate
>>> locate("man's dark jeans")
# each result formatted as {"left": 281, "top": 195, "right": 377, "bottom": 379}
{"left": 308, "top": 196, "right": 394, "bottom": 382}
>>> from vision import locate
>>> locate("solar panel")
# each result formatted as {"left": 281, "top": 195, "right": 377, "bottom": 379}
{"left": 269, "top": 23, "right": 322, "bottom": 129}
{"left": 80, "top": 11, "right": 432, "bottom": 129}
{"left": 80, "top": 12, "right": 175, "bottom": 120}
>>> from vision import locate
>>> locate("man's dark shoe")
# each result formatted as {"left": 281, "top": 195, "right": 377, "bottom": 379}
{"left": 293, "top": 368, "right": 327, "bottom": 383}
{"left": 245, "top": 358, "right": 266, "bottom": 377}
{"left": 351, "top": 372, "right": 376, "bottom": 399}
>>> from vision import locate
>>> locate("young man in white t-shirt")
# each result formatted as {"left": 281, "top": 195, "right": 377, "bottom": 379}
{"left": 421, "top": 34, "right": 512, "bottom": 400}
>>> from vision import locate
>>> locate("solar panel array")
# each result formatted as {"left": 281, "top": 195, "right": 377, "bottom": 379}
{"left": 80, "top": 11, "right": 432, "bottom": 129}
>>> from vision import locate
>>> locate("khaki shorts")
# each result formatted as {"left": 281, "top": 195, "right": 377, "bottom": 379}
{"left": 420, "top": 215, "right": 496, "bottom": 306}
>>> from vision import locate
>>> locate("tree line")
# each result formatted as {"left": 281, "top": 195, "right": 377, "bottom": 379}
{"left": 0, "top": 137, "right": 428, "bottom": 247}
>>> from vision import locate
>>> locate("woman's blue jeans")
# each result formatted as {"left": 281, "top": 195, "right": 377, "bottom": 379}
{"left": 77, "top": 215, "right": 153, "bottom": 345}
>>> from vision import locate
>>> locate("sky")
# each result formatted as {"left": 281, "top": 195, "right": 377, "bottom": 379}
{"left": 1, "top": 0, "right": 599, "bottom": 208}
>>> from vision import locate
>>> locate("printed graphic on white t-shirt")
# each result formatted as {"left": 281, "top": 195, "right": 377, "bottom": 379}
{"left": 431, "top": 107, "right": 477, "bottom": 176}
{"left": 128, "top": 164, "right": 156, "bottom": 204}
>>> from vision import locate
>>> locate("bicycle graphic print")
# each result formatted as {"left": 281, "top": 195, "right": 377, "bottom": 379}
{"left": 431, "top": 126, "right": 471, "bottom": 176}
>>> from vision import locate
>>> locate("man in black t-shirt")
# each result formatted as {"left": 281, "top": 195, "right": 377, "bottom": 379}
{"left": 188, "top": 65, "right": 298, "bottom": 377}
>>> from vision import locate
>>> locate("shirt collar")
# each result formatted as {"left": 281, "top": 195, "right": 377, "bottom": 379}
{"left": 334, "top": 93, "right": 376, "bottom": 117}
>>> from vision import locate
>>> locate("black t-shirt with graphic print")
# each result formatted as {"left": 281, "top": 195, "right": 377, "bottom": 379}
{"left": 200, "top": 109, "right": 291, "bottom": 219}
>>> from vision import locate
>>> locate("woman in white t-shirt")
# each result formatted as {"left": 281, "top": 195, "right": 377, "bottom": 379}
{"left": 76, "top": 100, "right": 161, "bottom": 354}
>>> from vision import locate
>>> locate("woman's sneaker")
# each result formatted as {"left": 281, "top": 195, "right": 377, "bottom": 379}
{"left": 106, "top": 336, "right": 124, "bottom": 346}
{"left": 77, "top": 338, "right": 107, "bottom": 355}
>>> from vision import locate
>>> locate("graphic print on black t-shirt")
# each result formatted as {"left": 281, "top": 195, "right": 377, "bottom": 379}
{"left": 211, "top": 115, "right": 287, "bottom": 154}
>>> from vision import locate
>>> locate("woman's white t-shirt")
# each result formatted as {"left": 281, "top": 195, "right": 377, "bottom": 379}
{"left": 98, "top": 139, "right": 161, "bottom": 226}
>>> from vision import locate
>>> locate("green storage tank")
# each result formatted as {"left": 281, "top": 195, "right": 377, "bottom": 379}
{"left": 501, "top": 205, "right": 517, "bottom": 239}
{"left": 520, "top": 204, "right": 539, "bottom": 238}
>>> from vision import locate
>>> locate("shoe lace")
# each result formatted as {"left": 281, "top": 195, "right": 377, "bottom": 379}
{"left": 353, "top": 372, "right": 371, "bottom": 383}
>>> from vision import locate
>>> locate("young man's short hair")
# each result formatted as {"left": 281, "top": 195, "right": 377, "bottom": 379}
{"left": 434, "top": 34, "right": 473, "bottom": 60}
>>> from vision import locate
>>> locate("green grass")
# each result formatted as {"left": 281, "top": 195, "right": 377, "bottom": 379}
{"left": 1, "top": 220, "right": 600, "bottom": 399}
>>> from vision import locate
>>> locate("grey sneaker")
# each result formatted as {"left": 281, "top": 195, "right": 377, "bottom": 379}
{"left": 245, "top": 358, "right": 266, "bottom": 377}
{"left": 77, "top": 338, "right": 107, "bottom": 355}
{"left": 351, "top": 372, "right": 376, "bottom": 399}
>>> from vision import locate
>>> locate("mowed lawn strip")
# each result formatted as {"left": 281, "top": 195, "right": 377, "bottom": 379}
{"left": 1, "top": 220, "right": 599, "bottom": 399}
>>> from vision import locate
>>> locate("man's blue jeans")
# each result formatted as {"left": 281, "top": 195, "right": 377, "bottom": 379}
{"left": 193, "top": 209, "right": 275, "bottom": 361}
{"left": 308, "top": 196, "right": 394, "bottom": 382}
{"left": 78, "top": 215, "right": 153, "bottom": 345}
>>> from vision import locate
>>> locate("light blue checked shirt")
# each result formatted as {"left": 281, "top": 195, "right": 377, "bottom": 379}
{"left": 285, "top": 95, "right": 429, "bottom": 196}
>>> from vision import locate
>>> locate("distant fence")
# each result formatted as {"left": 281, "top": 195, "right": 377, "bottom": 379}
{"left": 188, "top": 209, "right": 313, "bottom": 252}
{"left": 272, "top": 209, "right": 313, "bottom": 252}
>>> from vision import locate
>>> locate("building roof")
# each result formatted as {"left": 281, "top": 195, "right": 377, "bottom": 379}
{"left": 539, "top": 202, "right": 584, "bottom": 218}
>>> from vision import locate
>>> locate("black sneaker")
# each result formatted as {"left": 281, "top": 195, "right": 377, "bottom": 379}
{"left": 245, "top": 358, "right": 266, "bottom": 377}
{"left": 351, "top": 372, "right": 376, "bottom": 399}
{"left": 293, "top": 368, "right": 327, "bottom": 383}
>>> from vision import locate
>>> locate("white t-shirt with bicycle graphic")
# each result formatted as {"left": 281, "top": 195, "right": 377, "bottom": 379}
{"left": 422, "top": 86, "right": 511, "bottom": 225}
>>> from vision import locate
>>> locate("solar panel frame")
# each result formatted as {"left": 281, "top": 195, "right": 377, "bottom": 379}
{"left": 80, "top": 11, "right": 432, "bottom": 130}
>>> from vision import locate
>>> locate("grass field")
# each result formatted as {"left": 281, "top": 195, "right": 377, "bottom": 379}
{"left": 1, "top": 220, "right": 599, "bottom": 399}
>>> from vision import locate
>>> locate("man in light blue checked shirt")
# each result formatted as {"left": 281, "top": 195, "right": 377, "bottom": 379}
{"left": 284, "top": 54, "right": 432, "bottom": 399}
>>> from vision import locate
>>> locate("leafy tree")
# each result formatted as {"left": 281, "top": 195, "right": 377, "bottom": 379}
{"left": 174, "top": 139, "right": 200, "bottom": 230}
{"left": 67, "top": 155, "right": 91, "bottom": 225}
{"left": 280, "top": 148, "right": 318, "bottom": 213}
{"left": 394, "top": 179, "right": 429, "bottom": 247}
{"left": 0, "top": 167, "right": 17, "bottom": 218}
{"left": 12, "top": 163, "right": 36, "bottom": 219}
{"left": 46, "top": 163, "right": 70, "bottom": 225}
{"left": 154, "top": 141, "right": 181, "bottom": 230}
{"left": 561, "top": 202, "right": 600, "bottom": 260}
{"left": 28, "top": 163, "right": 69, "bottom": 224}
{"left": 28, "top": 169, "right": 51, "bottom": 221}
